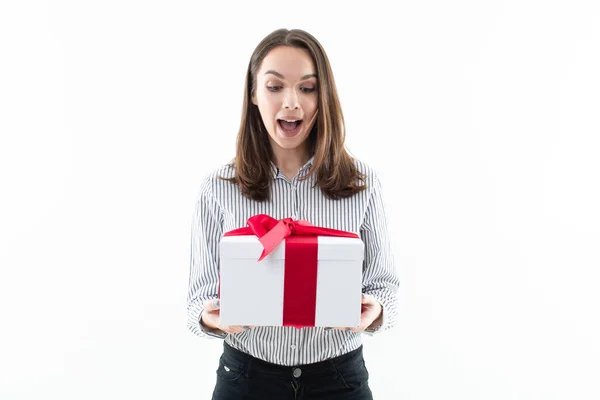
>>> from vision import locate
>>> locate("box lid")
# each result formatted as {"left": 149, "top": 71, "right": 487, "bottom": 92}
{"left": 220, "top": 235, "right": 364, "bottom": 261}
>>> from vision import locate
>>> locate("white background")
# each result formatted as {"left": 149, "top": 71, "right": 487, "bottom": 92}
{"left": 1, "top": 0, "right": 599, "bottom": 399}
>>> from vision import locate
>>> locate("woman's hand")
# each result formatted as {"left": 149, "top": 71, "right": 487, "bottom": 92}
{"left": 201, "top": 299, "right": 253, "bottom": 334}
{"left": 351, "top": 293, "right": 383, "bottom": 332}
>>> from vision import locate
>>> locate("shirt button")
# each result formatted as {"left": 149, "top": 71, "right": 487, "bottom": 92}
{"left": 290, "top": 344, "right": 296, "bottom": 350}
{"left": 293, "top": 368, "right": 302, "bottom": 378}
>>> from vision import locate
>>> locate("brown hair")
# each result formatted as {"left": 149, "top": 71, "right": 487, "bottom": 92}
{"left": 219, "top": 28, "right": 366, "bottom": 201}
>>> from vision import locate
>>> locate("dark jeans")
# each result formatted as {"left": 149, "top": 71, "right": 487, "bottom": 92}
{"left": 211, "top": 342, "right": 373, "bottom": 400}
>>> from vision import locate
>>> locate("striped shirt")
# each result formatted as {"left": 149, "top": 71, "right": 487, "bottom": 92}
{"left": 187, "top": 155, "right": 399, "bottom": 366}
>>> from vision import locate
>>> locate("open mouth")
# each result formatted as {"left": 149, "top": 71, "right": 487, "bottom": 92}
{"left": 277, "top": 119, "right": 303, "bottom": 134}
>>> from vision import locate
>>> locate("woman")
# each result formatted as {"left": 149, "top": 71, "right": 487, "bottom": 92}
{"left": 187, "top": 28, "right": 399, "bottom": 399}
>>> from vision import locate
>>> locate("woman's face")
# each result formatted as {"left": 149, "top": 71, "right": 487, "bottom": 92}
{"left": 252, "top": 46, "right": 319, "bottom": 154}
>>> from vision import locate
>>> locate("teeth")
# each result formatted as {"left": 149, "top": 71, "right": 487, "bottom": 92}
{"left": 281, "top": 119, "right": 300, "bottom": 123}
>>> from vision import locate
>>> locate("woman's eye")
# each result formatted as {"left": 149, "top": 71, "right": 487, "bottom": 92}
{"left": 267, "top": 86, "right": 316, "bottom": 93}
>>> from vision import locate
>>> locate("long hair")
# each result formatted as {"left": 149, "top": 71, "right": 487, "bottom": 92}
{"left": 219, "top": 28, "right": 366, "bottom": 201}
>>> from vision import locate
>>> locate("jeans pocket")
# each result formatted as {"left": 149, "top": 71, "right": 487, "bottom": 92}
{"left": 215, "top": 356, "right": 245, "bottom": 382}
{"left": 335, "top": 359, "right": 370, "bottom": 390}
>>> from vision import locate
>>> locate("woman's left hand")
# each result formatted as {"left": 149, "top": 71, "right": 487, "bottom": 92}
{"left": 350, "top": 293, "right": 383, "bottom": 332}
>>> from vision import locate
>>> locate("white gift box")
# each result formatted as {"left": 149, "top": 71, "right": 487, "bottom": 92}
{"left": 218, "top": 235, "right": 364, "bottom": 327}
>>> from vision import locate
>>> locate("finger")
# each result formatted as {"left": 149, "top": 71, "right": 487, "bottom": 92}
{"left": 226, "top": 325, "right": 251, "bottom": 334}
{"left": 219, "top": 325, "right": 246, "bottom": 334}
{"left": 351, "top": 322, "right": 368, "bottom": 332}
{"left": 330, "top": 327, "right": 351, "bottom": 331}
{"left": 351, "top": 320, "right": 370, "bottom": 332}
{"left": 352, "top": 310, "right": 379, "bottom": 332}
{"left": 322, "top": 326, "right": 345, "bottom": 331}
{"left": 203, "top": 298, "right": 220, "bottom": 311}
{"left": 351, "top": 311, "right": 378, "bottom": 332}
{"left": 200, "top": 310, "right": 217, "bottom": 326}
{"left": 361, "top": 293, "right": 375, "bottom": 304}
{"left": 237, "top": 325, "right": 253, "bottom": 332}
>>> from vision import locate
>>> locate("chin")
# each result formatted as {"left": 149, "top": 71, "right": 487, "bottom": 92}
{"left": 277, "top": 140, "right": 306, "bottom": 150}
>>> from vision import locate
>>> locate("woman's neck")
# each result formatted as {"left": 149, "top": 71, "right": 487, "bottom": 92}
{"left": 271, "top": 146, "right": 311, "bottom": 179}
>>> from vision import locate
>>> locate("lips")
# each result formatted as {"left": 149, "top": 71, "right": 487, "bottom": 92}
{"left": 276, "top": 119, "right": 304, "bottom": 137}
{"left": 277, "top": 119, "right": 303, "bottom": 132}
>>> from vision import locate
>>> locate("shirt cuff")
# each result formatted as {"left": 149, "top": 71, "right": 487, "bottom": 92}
{"left": 362, "top": 296, "right": 387, "bottom": 336}
{"left": 199, "top": 310, "right": 228, "bottom": 339}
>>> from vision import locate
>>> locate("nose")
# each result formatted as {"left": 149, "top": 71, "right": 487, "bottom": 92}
{"left": 282, "top": 88, "right": 300, "bottom": 110}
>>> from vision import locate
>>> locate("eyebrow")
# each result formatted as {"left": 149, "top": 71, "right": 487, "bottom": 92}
{"left": 264, "top": 70, "right": 317, "bottom": 81}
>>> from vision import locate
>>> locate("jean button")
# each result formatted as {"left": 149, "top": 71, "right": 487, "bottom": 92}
{"left": 293, "top": 368, "right": 302, "bottom": 378}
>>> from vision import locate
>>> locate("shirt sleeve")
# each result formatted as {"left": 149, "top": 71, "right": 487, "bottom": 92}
{"left": 186, "top": 175, "right": 227, "bottom": 339}
{"left": 360, "top": 172, "right": 400, "bottom": 335}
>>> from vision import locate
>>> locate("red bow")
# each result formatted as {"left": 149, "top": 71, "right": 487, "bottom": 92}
{"left": 224, "top": 214, "right": 359, "bottom": 261}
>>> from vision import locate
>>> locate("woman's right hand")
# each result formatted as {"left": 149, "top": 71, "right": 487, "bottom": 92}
{"left": 201, "top": 298, "right": 252, "bottom": 334}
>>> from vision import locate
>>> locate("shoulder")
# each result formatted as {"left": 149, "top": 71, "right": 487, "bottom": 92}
{"left": 196, "top": 161, "right": 236, "bottom": 197}
{"left": 352, "top": 157, "right": 382, "bottom": 191}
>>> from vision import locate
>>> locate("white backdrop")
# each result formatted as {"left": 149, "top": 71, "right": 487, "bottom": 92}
{"left": 1, "top": 0, "right": 599, "bottom": 399}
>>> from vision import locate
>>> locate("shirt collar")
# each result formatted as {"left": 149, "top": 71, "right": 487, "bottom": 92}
{"left": 302, "top": 155, "right": 315, "bottom": 171}
{"left": 271, "top": 155, "right": 315, "bottom": 179}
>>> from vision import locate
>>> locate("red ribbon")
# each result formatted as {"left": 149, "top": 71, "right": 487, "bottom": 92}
{"left": 223, "top": 214, "right": 359, "bottom": 328}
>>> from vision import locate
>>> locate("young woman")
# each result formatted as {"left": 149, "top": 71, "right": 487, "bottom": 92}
{"left": 187, "top": 28, "right": 399, "bottom": 399}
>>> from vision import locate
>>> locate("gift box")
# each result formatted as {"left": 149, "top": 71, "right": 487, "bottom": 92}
{"left": 218, "top": 215, "right": 364, "bottom": 328}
